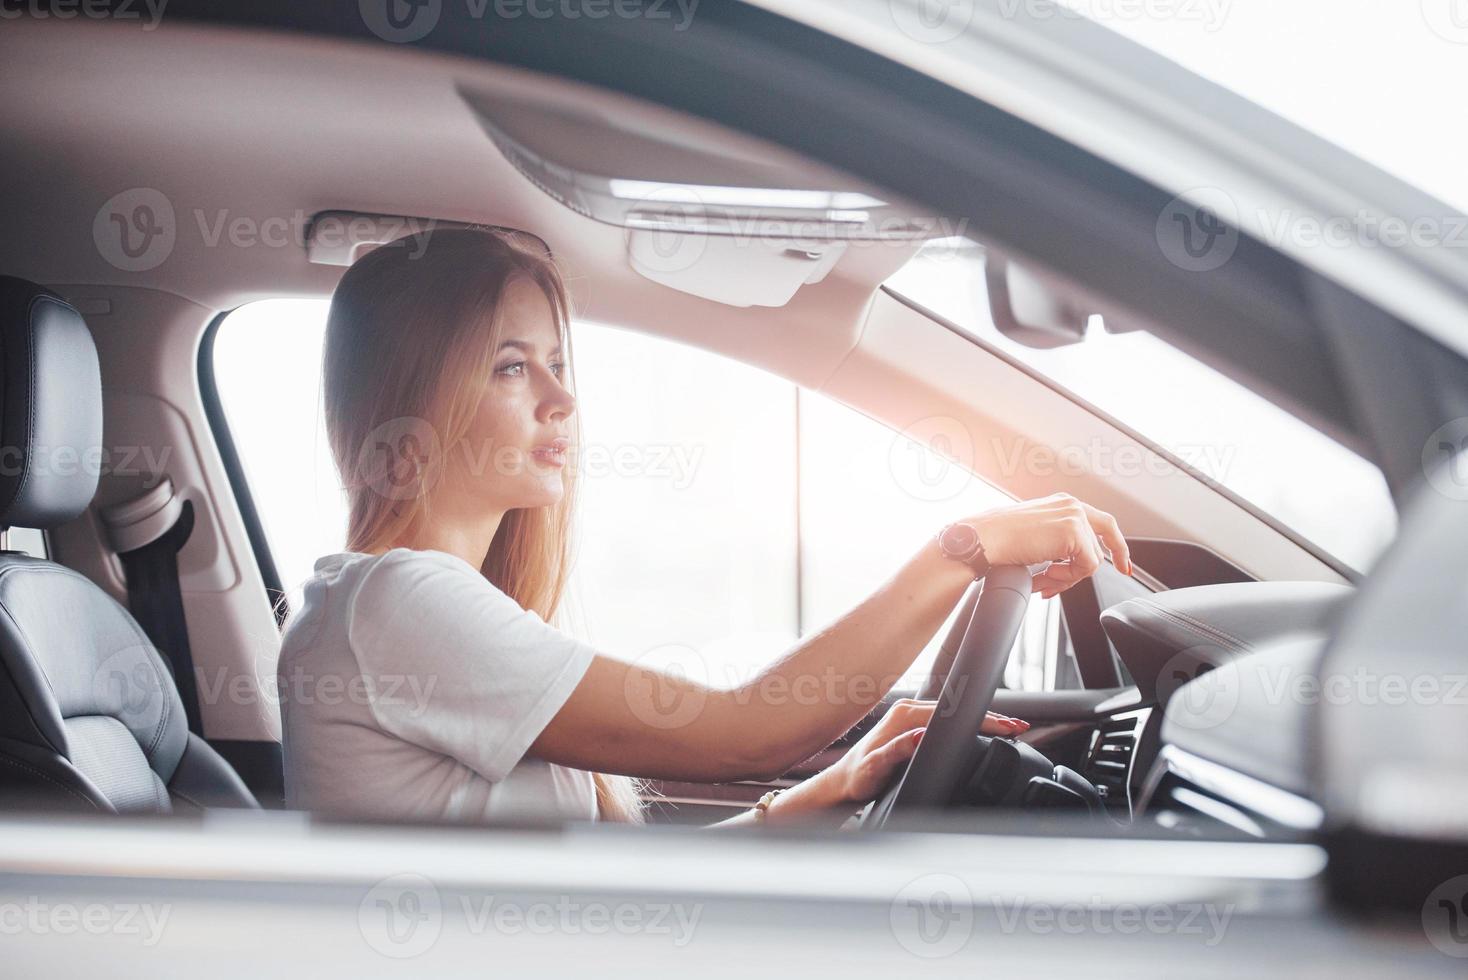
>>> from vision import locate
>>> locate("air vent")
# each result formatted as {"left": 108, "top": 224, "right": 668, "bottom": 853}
{"left": 1082, "top": 709, "right": 1150, "bottom": 815}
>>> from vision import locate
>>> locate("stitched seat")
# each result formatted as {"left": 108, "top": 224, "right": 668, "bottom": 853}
{"left": 0, "top": 275, "right": 256, "bottom": 813}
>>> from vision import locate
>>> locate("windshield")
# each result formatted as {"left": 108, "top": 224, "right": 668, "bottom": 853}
{"left": 1050, "top": 0, "right": 1466, "bottom": 214}
{"left": 886, "top": 239, "right": 1398, "bottom": 572}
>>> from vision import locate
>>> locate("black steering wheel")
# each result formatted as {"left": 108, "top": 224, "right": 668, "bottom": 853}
{"left": 860, "top": 565, "right": 1033, "bottom": 829}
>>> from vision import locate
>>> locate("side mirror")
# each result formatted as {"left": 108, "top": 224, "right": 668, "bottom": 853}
{"left": 985, "top": 255, "right": 1090, "bottom": 349}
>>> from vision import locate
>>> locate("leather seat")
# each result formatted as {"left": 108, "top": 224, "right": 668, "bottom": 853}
{"left": 0, "top": 276, "right": 257, "bottom": 813}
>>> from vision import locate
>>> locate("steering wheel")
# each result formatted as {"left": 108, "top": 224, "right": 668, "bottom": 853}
{"left": 860, "top": 565, "right": 1033, "bottom": 829}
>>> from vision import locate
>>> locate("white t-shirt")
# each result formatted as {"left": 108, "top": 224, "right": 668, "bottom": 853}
{"left": 277, "top": 548, "right": 599, "bottom": 824}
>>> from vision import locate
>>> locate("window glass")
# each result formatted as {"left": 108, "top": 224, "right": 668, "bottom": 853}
{"left": 212, "top": 301, "right": 1059, "bottom": 694}
{"left": 797, "top": 389, "right": 1060, "bottom": 690}
{"left": 211, "top": 299, "right": 340, "bottom": 589}
{"left": 1048, "top": 1, "right": 1468, "bottom": 215}
{"left": 885, "top": 240, "right": 1397, "bottom": 572}
{"left": 563, "top": 324, "right": 797, "bottom": 681}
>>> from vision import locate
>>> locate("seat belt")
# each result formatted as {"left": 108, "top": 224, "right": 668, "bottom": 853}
{"left": 101, "top": 479, "right": 204, "bottom": 736}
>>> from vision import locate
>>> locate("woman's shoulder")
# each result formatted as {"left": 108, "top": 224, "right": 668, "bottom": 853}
{"left": 315, "top": 547, "right": 482, "bottom": 586}
{"left": 286, "top": 548, "right": 499, "bottom": 641}
{"left": 327, "top": 548, "right": 526, "bottom": 625}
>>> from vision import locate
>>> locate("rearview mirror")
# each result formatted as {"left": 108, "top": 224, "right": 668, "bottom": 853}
{"left": 985, "top": 255, "right": 1090, "bottom": 349}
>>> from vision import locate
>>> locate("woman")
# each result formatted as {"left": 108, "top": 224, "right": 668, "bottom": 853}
{"left": 277, "top": 228, "right": 1131, "bottom": 826}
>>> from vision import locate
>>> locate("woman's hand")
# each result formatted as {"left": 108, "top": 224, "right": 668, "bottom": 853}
{"left": 829, "top": 698, "right": 1029, "bottom": 808}
{"left": 758, "top": 699, "right": 1030, "bottom": 825}
{"left": 967, "top": 493, "right": 1132, "bottom": 599}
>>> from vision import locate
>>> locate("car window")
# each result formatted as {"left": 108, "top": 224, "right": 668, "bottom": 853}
{"left": 1053, "top": 1, "right": 1468, "bottom": 215}
{"left": 211, "top": 299, "right": 1065, "bottom": 693}
{"left": 885, "top": 239, "right": 1398, "bottom": 572}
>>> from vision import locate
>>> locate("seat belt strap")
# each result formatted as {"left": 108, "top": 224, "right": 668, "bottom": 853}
{"left": 104, "top": 480, "right": 204, "bottom": 737}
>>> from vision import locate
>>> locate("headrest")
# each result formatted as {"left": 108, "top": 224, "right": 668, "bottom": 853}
{"left": 0, "top": 277, "right": 103, "bottom": 529}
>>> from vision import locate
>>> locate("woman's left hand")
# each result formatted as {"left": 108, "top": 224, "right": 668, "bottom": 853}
{"left": 828, "top": 698, "right": 1030, "bottom": 809}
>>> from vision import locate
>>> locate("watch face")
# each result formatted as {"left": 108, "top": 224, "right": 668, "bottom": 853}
{"left": 940, "top": 523, "right": 979, "bottom": 558}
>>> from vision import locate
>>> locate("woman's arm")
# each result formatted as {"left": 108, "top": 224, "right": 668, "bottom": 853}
{"left": 528, "top": 493, "right": 1129, "bottom": 784}
{"left": 709, "top": 701, "right": 1032, "bottom": 828}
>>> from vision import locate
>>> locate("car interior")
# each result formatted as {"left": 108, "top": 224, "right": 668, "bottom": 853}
{"left": 0, "top": 7, "right": 1464, "bottom": 869}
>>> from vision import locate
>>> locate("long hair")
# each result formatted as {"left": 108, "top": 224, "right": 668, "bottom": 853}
{"left": 321, "top": 227, "right": 644, "bottom": 824}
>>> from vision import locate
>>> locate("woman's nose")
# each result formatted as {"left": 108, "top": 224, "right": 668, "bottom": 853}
{"left": 539, "top": 372, "right": 576, "bottom": 423}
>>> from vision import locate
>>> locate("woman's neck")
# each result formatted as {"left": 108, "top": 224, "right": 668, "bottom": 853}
{"left": 386, "top": 507, "right": 505, "bottom": 571}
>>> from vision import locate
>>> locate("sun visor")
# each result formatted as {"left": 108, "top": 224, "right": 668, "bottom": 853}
{"left": 459, "top": 84, "right": 954, "bottom": 306}
{"left": 629, "top": 234, "right": 846, "bottom": 308}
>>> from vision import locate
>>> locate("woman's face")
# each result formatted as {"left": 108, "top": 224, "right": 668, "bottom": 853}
{"left": 452, "top": 276, "right": 576, "bottom": 513}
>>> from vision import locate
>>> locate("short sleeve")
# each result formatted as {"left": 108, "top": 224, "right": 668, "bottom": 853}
{"left": 344, "top": 550, "right": 595, "bottom": 782}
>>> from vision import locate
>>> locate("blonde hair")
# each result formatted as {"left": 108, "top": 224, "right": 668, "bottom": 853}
{"left": 322, "top": 227, "right": 644, "bottom": 824}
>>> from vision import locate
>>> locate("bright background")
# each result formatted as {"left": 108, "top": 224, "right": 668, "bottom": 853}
{"left": 213, "top": 295, "right": 1047, "bottom": 692}
{"left": 211, "top": 0, "right": 1456, "bottom": 688}
{"left": 1051, "top": 0, "right": 1468, "bottom": 213}
{"left": 214, "top": 236, "right": 1392, "bottom": 694}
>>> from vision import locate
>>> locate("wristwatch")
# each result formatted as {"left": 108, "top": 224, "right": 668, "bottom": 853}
{"left": 937, "top": 522, "right": 991, "bottom": 580}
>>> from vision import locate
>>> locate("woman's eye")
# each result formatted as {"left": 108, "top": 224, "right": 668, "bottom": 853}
{"left": 495, "top": 360, "right": 564, "bottom": 379}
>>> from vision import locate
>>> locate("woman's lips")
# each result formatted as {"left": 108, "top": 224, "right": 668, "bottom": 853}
{"left": 530, "top": 439, "right": 570, "bottom": 468}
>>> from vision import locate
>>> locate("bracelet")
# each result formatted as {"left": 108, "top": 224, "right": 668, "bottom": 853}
{"left": 751, "top": 789, "right": 783, "bottom": 824}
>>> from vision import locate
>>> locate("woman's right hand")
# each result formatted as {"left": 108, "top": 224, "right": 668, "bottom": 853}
{"left": 966, "top": 493, "right": 1132, "bottom": 599}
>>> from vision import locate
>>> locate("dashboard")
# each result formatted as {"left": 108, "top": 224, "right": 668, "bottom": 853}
{"left": 1098, "top": 581, "right": 1353, "bottom": 838}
